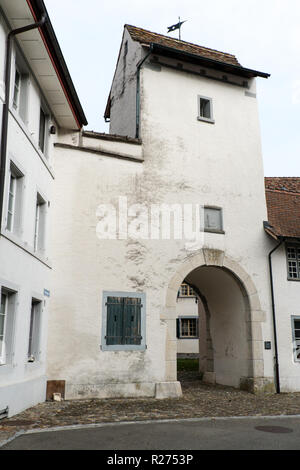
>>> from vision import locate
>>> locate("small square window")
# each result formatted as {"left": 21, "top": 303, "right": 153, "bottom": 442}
{"left": 204, "top": 207, "right": 224, "bottom": 233}
{"left": 198, "top": 95, "right": 214, "bottom": 123}
{"left": 177, "top": 317, "right": 199, "bottom": 339}
{"left": 178, "top": 283, "right": 196, "bottom": 297}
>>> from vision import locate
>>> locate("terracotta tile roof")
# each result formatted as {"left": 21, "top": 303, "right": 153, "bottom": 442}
{"left": 265, "top": 177, "right": 300, "bottom": 239}
{"left": 126, "top": 24, "right": 241, "bottom": 67}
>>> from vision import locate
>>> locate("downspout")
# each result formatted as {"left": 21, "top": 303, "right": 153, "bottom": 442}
{"left": 135, "top": 44, "right": 153, "bottom": 139}
{"left": 268, "top": 237, "right": 284, "bottom": 394}
{"left": 0, "top": 15, "right": 47, "bottom": 232}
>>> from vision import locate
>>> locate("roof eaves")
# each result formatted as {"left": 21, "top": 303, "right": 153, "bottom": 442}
{"left": 150, "top": 43, "right": 270, "bottom": 79}
{"left": 27, "top": 0, "right": 88, "bottom": 127}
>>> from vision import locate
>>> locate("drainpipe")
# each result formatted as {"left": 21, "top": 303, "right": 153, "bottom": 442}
{"left": 135, "top": 44, "right": 153, "bottom": 139}
{"left": 268, "top": 237, "right": 284, "bottom": 394}
{"left": 0, "top": 15, "right": 47, "bottom": 232}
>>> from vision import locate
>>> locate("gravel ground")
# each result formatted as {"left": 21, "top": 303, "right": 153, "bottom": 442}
{"left": 1, "top": 372, "right": 300, "bottom": 445}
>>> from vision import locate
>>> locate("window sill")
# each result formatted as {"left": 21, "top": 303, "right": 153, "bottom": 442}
{"left": 177, "top": 295, "right": 197, "bottom": 298}
{"left": 25, "top": 360, "right": 42, "bottom": 370}
{"left": 9, "top": 108, "right": 54, "bottom": 179}
{"left": 1, "top": 230, "right": 52, "bottom": 269}
{"left": 178, "top": 337, "right": 199, "bottom": 340}
{"left": 287, "top": 278, "right": 300, "bottom": 282}
{"left": 101, "top": 345, "right": 146, "bottom": 352}
{"left": 197, "top": 116, "right": 215, "bottom": 124}
{"left": 204, "top": 228, "right": 225, "bottom": 235}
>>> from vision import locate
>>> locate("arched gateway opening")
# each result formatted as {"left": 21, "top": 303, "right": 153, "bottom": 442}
{"left": 164, "top": 249, "right": 268, "bottom": 393}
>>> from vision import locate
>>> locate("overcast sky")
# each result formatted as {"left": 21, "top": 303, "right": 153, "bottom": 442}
{"left": 44, "top": 0, "right": 300, "bottom": 176}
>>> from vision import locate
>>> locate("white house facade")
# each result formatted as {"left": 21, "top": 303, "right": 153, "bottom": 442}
{"left": 176, "top": 283, "right": 199, "bottom": 357}
{"left": 0, "top": 0, "right": 86, "bottom": 417}
{"left": 264, "top": 178, "right": 300, "bottom": 393}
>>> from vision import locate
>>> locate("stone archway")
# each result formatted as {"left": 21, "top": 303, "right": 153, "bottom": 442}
{"left": 161, "top": 249, "right": 273, "bottom": 394}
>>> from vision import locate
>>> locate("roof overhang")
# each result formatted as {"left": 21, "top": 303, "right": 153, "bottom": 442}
{"left": 149, "top": 43, "right": 270, "bottom": 79}
{"left": 0, "top": 0, "right": 87, "bottom": 129}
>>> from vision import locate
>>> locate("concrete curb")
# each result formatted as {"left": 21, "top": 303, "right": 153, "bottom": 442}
{"left": 2, "top": 413, "right": 300, "bottom": 448}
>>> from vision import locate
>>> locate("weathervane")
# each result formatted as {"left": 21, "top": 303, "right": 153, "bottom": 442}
{"left": 167, "top": 17, "right": 187, "bottom": 40}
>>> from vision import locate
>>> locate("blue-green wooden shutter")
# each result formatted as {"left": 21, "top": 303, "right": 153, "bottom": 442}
{"left": 106, "top": 296, "right": 123, "bottom": 345}
{"left": 124, "top": 297, "right": 142, "bottom": 345}
{"left": 176, "top": 318, "right": 180, "bottom": 338}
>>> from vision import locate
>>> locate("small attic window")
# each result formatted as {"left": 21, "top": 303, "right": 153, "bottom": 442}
{"left": 124, "top": 41, "right": 128, "bottom": 56}
{"left": 197, "top": 95, "right": 214, "bottom": 124}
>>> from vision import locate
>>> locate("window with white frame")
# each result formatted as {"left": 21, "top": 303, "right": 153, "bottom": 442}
{"left": 39, "top": 107, "right": 48, "bottom": 154}
{"left": 13, "top": 67, "right": 21, "bottom": 111}
{"left": 198, "top": 95, "right": 214, "bottom": 123}
{"left": 204, "top": 206, "right": 223, "bottom": 233}
{"left": 177, "top": 317, "right": 199, "bottom": 339}
{"left": 34, "top": 193, "right": 46, "bottom": 253}
{"left": 286, "top": 245, "right": 300, "bottom": 280}
{"left": 0, "top": 291, "right": 8, "bottom": 364}
{"left": 6, "top": 162, "right": 24, "bottom": 235}
{"left": 292, "top": 317, "right": 300, "bottom": 362}
{"left": 28, "top": 299, "right": 42, "bottom": 362}
{"left": 12, "top": 60, "right": 28, "bottom": 123}
{"left": 0, "top": 288, "right": 16, "bottom": 366}
{"left": 102, "top": 292, "right": 146, "bottom": 351}
{"left": 178, "top": 283, "right": 196, "bottom": 297}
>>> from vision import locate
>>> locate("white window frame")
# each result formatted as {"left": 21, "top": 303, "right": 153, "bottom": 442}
{"left": 6, "top": 171, "right": 17, "bottom": 232}
{"left": 178, "top": 283, "right": 196, "bottom": 297}
{"left": 34, "top": 192, "right": 47, "bottom": 253}
{"left": 0, "top": 286, "right": 17, "bottom": 366}
{"left": 28, "top": 299, "right": 42, "bottom": 362}
{"left": 12, "top": 57, "right": 29, "bottom": 124}
{"left": 204, "top": 206, "right": 224, "bottom": 234}
{"left": 0, "top": 291, "right": 8, "bottom": 365}
{"left": 286, "top": 244, "right": 300, "bottom": 281}
{"left": 38, "top": 105, "right": 49, "bottom": 157}
{"left": 6, "top": 162, "right": 24, "bottom": 235}
{"left": 292, "top": 316, "right": 300, "bottom": 363}
{"left": 13, "top": 67, "right": 21, "bottom": 111}
{"left": 197, "top": 95, "right": 215, "bottom": 124}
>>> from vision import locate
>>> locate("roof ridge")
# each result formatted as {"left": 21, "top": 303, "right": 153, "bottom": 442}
{"left": 125, "top": 24, "right": 239, "bottom": 60}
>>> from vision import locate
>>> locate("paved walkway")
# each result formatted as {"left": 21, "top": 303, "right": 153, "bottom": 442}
{"left": 3, "top": 416, "right": 300, "bottom": 450}
{"left": 1, "top": 372, "right": 300, "bottom": 447}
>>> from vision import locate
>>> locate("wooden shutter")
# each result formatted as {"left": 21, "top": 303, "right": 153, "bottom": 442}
{"left": 124, "top": 297, "right": 142, "bottom": 345}
{"left": 106, "top": 296, "right": 123, "bottom": 345}
{"left": 176, "top": 318, "right": 180, "bottom": 338}
{"left": 106, "top": 296, "right": 142, "bottom": 345}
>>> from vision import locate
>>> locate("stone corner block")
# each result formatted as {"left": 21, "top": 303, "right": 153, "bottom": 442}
{"left": 202, "top": 371, "right": 216, "bottom": 384}
{"left": 240, "top": 377, "right": 276, "bottom": 395}
{"left": 155, "top": 381, "right": 182, "bottom": 399}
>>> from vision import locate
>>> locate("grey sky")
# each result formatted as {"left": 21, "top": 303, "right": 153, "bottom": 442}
{"left": 44, "top": 0, "right": 300, "bottom": 176}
